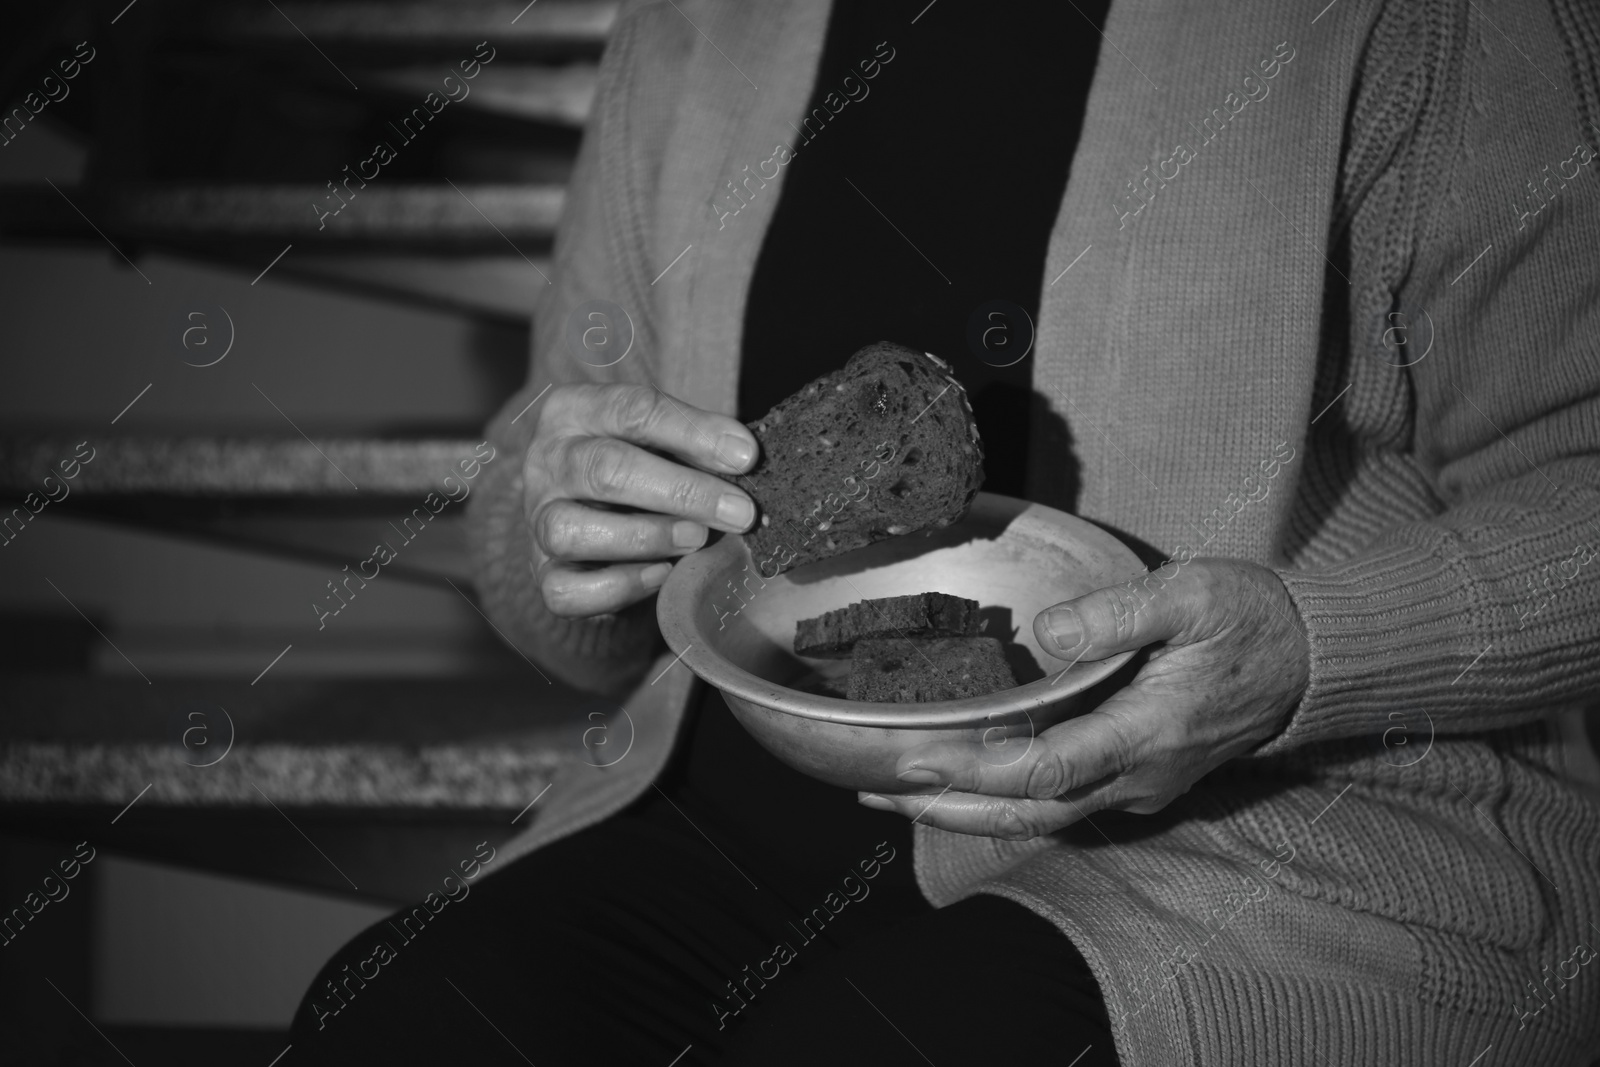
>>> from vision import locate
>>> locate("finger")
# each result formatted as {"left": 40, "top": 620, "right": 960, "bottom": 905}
{"left": 1033, "top": 560, "right": 1216, "bottom": 661}
{"left": 547, "top": 384, "right": 757, "bottom": 474}
{"left": 553, "top": 436, "right": 756, "bottom": 533}
{"left": 857, "top": 788, "right": 1091, "bottom": 840}
{"left": 539, "top": 559, "right": 673, "bottom": 617}
{"left": 534, "top": 499, "right": 708, "bottom": 562}
{"left": 895, "top": 706, "right": 1149, "bottom": 799}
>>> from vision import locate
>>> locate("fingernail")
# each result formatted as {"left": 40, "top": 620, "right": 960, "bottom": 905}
{"left": 719, "top": 433, "right": 755, "bottom": 470}
{"left": 640, "top": 562, "right": 671, "bottom": 589}
{"left": 672, "top": 521, "right": 708, "bottom": 550}
{"left": 716, "top": 492, "right": 755, "bottom": 530}
{"left": 896, "top": 768, "right": 943, "bottom": 785}
{"left": 857, "top": 793, "right": 895, "bottom": 811}
{"left": 1044, "top": 607, "right": 1083, "bottom": 654}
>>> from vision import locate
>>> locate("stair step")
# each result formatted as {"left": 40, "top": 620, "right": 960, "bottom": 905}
{"left": 360, "top": 62, "right": 598, "bottom": 125}
{"left": 208, "top": 0, "right": 619, "bottom": 48}
{"left": 0, "top": 438, "right": 489, "bottom": 496}
{"left": 2, "top": 184, "right": 563, "bottom": 247}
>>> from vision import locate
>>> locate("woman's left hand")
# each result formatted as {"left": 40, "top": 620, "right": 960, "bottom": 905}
{"left": 857, "top": 558, "right": 1311, "bottom": 838}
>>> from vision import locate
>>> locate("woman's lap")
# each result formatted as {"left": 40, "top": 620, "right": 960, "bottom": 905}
{"left": 717, "top": 892, "right": 1116, "bottom": 1066}
{"left": 288, "top": 693, "right": 1118, "bottom": 1065}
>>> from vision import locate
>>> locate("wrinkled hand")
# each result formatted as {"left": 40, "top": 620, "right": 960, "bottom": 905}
{"left": 525, "top": 383, "right": 758, "bottom": 617}
{"left": 858, "top": 559, "right": 1310, "bottom": 838}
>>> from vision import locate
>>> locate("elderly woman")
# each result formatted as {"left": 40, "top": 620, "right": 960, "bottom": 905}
{"left": 293, "top": 0, "right": 1600, "bottom": 1063}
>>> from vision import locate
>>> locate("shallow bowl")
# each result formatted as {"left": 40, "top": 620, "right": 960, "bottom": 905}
{"left": 656, "top": 492, "right": 1143, "bottom": 793}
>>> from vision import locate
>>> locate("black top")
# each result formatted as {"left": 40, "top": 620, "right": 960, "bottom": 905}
{"left": 738, "top": 0, "right": 1108, "bottom": 497}
{"left": 682, "top": 0, "right": 1109, "bottom": 796}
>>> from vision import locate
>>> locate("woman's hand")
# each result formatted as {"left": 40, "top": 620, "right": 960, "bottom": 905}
{"left": 858, "top": 559, "right": 1310, "bottom": 838}
{"left": 526, "top": 383, "right": 759, "bottom": 617}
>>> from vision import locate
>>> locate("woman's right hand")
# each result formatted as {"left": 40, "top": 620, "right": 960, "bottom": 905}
{"left": 525, "top": 383, "right": 759, "bottom": 618}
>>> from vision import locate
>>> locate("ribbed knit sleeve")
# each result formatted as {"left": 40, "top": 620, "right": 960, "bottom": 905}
{"left": 465, "top": 2, "right": 693, "bottom": 694}
{"left": 1260, "top": 0, "right": 1600, "bottom": 754}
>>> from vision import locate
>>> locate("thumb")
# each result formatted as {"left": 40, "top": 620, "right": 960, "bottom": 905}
{"left": 1033, "top": 568, "right": 1197, "bottom": 661}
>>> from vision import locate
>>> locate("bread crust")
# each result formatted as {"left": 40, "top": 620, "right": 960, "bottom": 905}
{"left": 730, "top": 342, "right": 984, "bottom": 577}
{"left": 794, "top": 592, "right": 980, "bottom": 657}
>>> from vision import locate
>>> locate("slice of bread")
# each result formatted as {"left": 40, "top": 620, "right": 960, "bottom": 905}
{"left": 847, "top": 635, "right": 1017, "bottom": 703}
{"left": 730, "top": 342, "right": 984, "bottom": 576}
{"left": 794, "top": 592, "right": 980, "bottom": 657}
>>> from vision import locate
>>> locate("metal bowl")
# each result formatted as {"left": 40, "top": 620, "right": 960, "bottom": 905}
{"left": 656, "top": 492, "right": 1143, "bottom": 793}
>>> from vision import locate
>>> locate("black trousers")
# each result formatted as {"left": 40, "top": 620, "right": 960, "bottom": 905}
{"left": 288, "top": 686, "right": 1119, "bottom": 1066}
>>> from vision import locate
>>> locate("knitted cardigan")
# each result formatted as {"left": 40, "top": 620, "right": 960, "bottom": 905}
{"left": 467, "top": 0, "right": 1600, "bottom": 1062}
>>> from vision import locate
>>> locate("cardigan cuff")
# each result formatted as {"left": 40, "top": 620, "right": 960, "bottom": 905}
{"left": 1253, "top": 537, "right": 1486, "bottom": 757}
